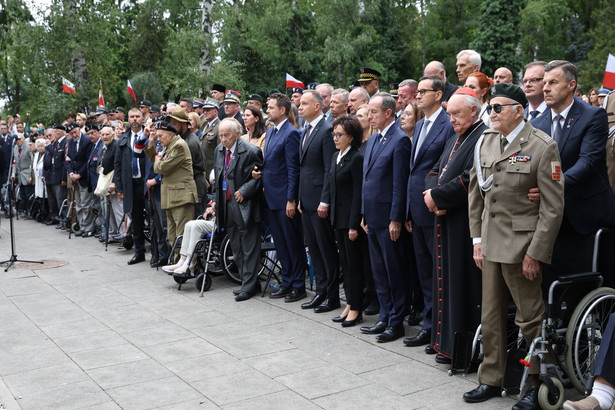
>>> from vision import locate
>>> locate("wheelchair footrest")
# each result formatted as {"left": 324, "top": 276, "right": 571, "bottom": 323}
{"left": 501, "top": 348, "right": 526, "bottom": 396}
{"left": 449, "top": 331, "right": 474, "bottom": 375}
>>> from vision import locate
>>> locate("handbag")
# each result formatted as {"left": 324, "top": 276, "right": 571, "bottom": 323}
{"left": 94, "top": 170, "right": 114, "bottom": 196}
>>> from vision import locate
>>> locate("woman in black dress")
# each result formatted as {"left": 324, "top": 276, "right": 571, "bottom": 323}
{"left": 329, "top": 116, "right": 364, "bottom": 327}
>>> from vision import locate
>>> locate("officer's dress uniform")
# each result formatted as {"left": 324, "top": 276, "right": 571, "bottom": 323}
{"left": 468, "top": 121, "right": 564, "bottom": 386}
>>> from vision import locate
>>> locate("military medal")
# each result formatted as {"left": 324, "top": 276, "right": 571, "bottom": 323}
{"left": 509, "top": 154, "right": 531, "bottom": 164}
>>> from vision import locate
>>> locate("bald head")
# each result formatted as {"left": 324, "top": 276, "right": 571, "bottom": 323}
{"left": 493, "top": 67, "right": 513, "bottom": 84}
{"left": 424, "top": 61, "right": 446, "bottom": 81}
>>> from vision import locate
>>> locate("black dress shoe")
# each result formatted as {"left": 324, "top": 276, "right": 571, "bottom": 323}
{"left": 301, "top": 294, "right": 325, "bottom": 309}
{"left": 462, "top": 384, "right": 501, "bottom": 403}
{"left": 235, "top": 291, "right": 253, "bottom": 302}
{"left": 360, "top": 320, "right": 387, "bottom": 334}
{"left": 425, "top": 344, "right": 436, "bottom": 355}
{"left": 269, "top": 286, "right": 291, "bottom": 299}
{"left": 127, "top": 254, "right": 145, "bottom": 265}
{"left": 403, "top": 329, "right": 431, "bottom": 346}
{"left": 376, "top": 325, "right": 405, "bottom": 342}
{"left": 314, "top": 299, "right": 340, "bottom": 313}
{"left": 406, "top": 307, "right": 423, "bottom": 326}
{"left": 233, "top": 289, "right": 241, "bottom": 296}
{"left": 284, "top": 287, "right": 307, "bottom": 302}
{"left": 435, "top": 353, "right": 452, "bottom": 364}
{"left": 81, "top": 231, "right": 95, "bottom": 238}
{"left": 512, "top": 386, "right": 539, "bottom": 410}
{"left": 363, "top": 300, "right": 380, "bottom": 316}
{"left": 341, "top": 314, "right": 363, "bottom": 327}
{"left": 332, "top": 315, "right": 348, "bottom": 323}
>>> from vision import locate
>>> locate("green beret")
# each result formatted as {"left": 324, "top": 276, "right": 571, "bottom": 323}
{"left": 489, "top": 83, "right": 528, "bottom": 108}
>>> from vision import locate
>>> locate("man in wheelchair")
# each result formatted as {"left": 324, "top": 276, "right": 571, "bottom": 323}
{"left": 465, "top": 83, "right": 565, "bottom": 409}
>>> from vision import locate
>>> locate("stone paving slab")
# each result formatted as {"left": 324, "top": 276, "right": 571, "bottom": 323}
{"left": 0, "top": 218, "right": 523, "bottom": 409}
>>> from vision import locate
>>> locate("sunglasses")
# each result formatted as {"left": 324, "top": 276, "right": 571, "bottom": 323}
{"left": 486, "top": 103, "right": 519, "bottom": 114}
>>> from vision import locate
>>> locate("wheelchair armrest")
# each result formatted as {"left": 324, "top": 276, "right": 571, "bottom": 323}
{"left": 556, "top": 271, "right": 602, "bottom": 283}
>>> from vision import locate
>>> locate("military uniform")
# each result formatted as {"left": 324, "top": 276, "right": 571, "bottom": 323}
{"left": 145, "top": 134, "right": 198, "bottom": 245}
{"left": 201, "top": 117, "right": 219, "bottom": 180}
{"left": 468, "top": 121, "right": 564, "bottom": 386}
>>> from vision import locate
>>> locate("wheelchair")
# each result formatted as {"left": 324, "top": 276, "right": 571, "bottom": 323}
{"left": 450, "top": 228, "right": 615, "bottom": 410}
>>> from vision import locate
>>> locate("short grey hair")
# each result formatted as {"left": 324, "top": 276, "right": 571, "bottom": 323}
{"left": 220, "top": 118, "right": 241, "bottom": 133}
{"left": 457, "top": 49, "right": 482, "bottom": 70}
{"left": 399, "top": 79, "right": 418, "bottom": 89}
{"left": 350, "top": 86, "right": 370, "bottom": 102}
{"left": 545, "top": 60, "right": 577, "bottom": 83}
{"left": 450, "top": 94, "right": 481, "bottom": 111}
{"left": 304, "top": 90, "right": 324, "bottom": 106}
{"left": 332, "top": 88, "right": 349, "bottom": 103}
{"left": 373, "top": 92, "right": 396, "bottom": 114}
{"left": 35, "top": 138, "right": 46, "bottom": 147}
{"left": 316, "top": 83, "right": 334, "bottom": 95}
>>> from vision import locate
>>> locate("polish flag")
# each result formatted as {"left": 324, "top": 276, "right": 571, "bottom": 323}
{"left": 62, "top": 77, "right": 76, "bottom": 95}
{"left": 286, "top": 73, "right": 304, "bottom": 89}
{"left": 127, "top": 80, "right": 137, "bottom": 103}
{"left": 98, "top": 87, "right": 105, "bottom": 107}
{"left": 603, "top": 54, "right": 615, "bottom": 90}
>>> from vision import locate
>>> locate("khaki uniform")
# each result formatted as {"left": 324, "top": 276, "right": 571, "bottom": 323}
{"left": 145, "top": 135, "right": 198, "bottom": 245}
{"left": 468, "top": 121, "right": 564, "bottom": 386}
{"left": 201, "top": 118, "right": 219, "bottom": 180}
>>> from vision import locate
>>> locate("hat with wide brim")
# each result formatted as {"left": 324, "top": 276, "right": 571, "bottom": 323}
{"left": 166, "top": 108, "right": 190, "bottom": 123}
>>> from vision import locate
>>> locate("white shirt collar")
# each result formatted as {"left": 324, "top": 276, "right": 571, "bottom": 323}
{"left": 529, "top": 100, "right": 547, "bottom": 113}
{"left": 503, "top": 120, "right": 526, "bottom": 146}
{"left": 337, "top": 146, "right": 351, "bottom": 163}
{"left": 308, "top": 114, "right": 324, "bottom": 128}
{"left": 425, "top": 106, "right": 443, "bottom": 124}
{"left": 275, "top": 118, "right": 288, "bottom": 132}
{"left": 552, "top": 100, "right": 574, "bottom": 121}
{"left": 380, "top": 121, "right": 395, "bottom": 138}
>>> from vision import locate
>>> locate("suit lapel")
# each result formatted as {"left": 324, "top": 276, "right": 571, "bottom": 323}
{"left": 559, "top": 100, "right": 579, "bottom": 152}
{"left": 301, "top": 118, "right": 323, "bottom": 161}
{"left": 411, "top": 119, "right": 424, "bottom": 168}
{"left": 228, "top": 140, "right": 244, "bottom": 176}
{"left": 413, "top": 111, "right": 445, "bottom": 169}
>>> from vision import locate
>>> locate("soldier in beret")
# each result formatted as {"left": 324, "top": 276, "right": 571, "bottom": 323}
{"left": 463, "top": 83, "right": 564, "bottom": 408}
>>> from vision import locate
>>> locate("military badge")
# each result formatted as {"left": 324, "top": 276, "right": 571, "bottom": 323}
{"left": 551, "top": 161, "right": 561, "bottom": 180}
{"left": 508, "top": 154, "right": 531, "bottom": 164}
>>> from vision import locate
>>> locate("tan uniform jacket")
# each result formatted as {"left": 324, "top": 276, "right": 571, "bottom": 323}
{"left": 468, "top": 121, "right": 564, "bottom": 264}
{"left": 144, "top": 135, "right": 198, "bottom": 210}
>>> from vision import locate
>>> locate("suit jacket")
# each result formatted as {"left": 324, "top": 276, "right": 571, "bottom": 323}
{"left": 144, "top": 135, "right": 198, "bottom": 209}
{"left": 408, "top": 109, "right": 455, "bottom": 226}
{"left": 113, "top": 130, "right": 150, "bottom": 214}
{"left": 442, "top": 81, "right": 459, "bottom": 103}
{"left": 532, "top": 98, "right": 615, "bottom": 234}
{"left": 329, "top": 148, "right": 363, "bottom": 230}
{"left": 99, "top": 139, "right": 117, "bottom": 176}
{"left": 0, "top": 134, "right": 12, "bottom": 180}
{"left": 468, "top": 122, "right": 564, "bottom": 264}
{"left": 213, "top": 138, "right": 263, "bottom": 226}
{"left": 362, "top": 122, "right": 411, "bottom": 228}
{"left": 86, "top": 139, "right": 104, "bottom": 191}
{"left": 66, "top": 134, "right": 93, "bottom": 188}
{"left": 262, "top": 120, "right": 301, "bottom": 210}
{"left": 201, "top": 117, "right": 219, "bottom": 179}
{"left": 299, "top": 117, "right": 336, "bottom": 211}
{"left": 43, "top": 136, "right": 67, "bottom": 185}
{"left": 12, "top": 144, "right": 33, "bottom": 185}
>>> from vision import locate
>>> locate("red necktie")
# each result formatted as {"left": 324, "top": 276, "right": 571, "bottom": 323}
{"left": 225, "top": 149, "right": 231, "bottom": 200}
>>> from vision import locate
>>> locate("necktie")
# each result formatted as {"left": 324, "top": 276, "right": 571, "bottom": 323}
{"left": 414, "top": 119, "right": 430, "bottom": 160}
{"left": 530, "top": 110, "right": 539, "bottom": 119}
{"left": 303, "top": 124, "right": 312, "bottom": 150}
{"left": 132, "top": 133, "right": 140, "bottom": 178}
{"left": 266, "top": 127, "right": 278, "bottom": 154}
{"left": 500, "top": 136, "right": 507, "bottom": 154}
{"left": 225, "top": 149, "right": 232, "bottom": 200}
{"left": 553, "top": 115, "right": 563, "bottom": 144}
{"left": 369, "top": 133, "right": 383, "bottom": 162}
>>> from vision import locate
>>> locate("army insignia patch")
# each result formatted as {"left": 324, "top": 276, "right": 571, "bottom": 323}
{"left": 551, "top": 161, "right": 561, "bottom": 180}
{"left": 169, "top": 149, "right": 178, "bottom": 158}
{"left": 509, "top": 154, "right": 531, "bottom": 164}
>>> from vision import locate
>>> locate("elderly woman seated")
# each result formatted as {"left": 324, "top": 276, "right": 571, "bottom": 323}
{"left": 162, "top": 206, "right": 215, "bottom": 275}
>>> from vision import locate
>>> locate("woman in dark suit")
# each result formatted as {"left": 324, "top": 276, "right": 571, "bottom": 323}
{"left": 329, "top": 116, "right": 364, "bottom": 327}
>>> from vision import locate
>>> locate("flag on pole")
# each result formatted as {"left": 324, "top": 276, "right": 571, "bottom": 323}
{"left": 62, "top": 77, "right": 76, "bottom": 95}
{"left": 603, "top": 54, "right": 615, "bottom": 90}
{"left": 286, "top": 73, "right": 304, "bottom": 89}
{"left": 98, "top": 85, "right": 105, "bottom": 107}
{"left": 127, "top": 80, "right": 137, "bottom": 103}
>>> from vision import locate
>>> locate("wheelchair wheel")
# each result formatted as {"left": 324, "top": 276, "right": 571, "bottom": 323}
{"left": 173, "top": 275, "right": 188, "bottom": 285}
{"left": 221, "top": 235, "right": 241, "bottom": 284}
{"left": 195, "top": 273, "right": 212, "bottom": 291}
{"left": 72, "top": 222, "right": 82, "bottom": 234}
{"left": 565, "top": 287, "right": 615, "bottom": 393}
{"left": 537, "top": 377, "right": 564, "bottom": 410}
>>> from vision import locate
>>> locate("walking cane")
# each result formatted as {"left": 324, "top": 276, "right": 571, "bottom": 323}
{"left": 68, "top": 184, "right": 76, "bottom": 239}
{"left": 104, "top": 194, "right": 112, "bottom": 251}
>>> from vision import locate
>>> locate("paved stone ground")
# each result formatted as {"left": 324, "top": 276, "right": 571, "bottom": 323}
{"left": 0, "top": 217, "right": 569, "bottom": 409}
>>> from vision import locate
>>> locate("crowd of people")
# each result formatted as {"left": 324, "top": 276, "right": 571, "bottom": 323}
{"left": 1, "top": 49, "right": 615, "bottom": 410}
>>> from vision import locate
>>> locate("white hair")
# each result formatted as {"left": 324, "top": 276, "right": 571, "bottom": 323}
{"left": 457, "top": 49, "right": 482, "bottom": 70}
{"left": 35, "top": 138, "right": 46, "bottom": 147}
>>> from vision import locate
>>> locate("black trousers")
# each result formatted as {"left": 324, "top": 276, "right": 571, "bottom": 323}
{"left": 302, "top": 209, "right": 339, "bottom": 301}
{"left": 335, "top": 228, "right": 364, "bottom": 310}
{"left": 131, "top": 179, "right": 146, "bottom": 255}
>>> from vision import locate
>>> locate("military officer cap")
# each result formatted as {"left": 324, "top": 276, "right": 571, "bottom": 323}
{"left": 290, "top": 87, "right": 304, "bottom": 95}
{"left": 306, "top": 82, "right": 320, "bottom": 90}
{"left": 489, "top": 83, "right": 528, "bottom": 108}
{"left": 150, "top": 105, "right": 161, "bottom": 112}
{"left": 224, "top": 90, "right": 241, "bottom": 104}
{"left": 192, "top": 98, "right": 205, "bottom": 108}
{"left": 85, "top": 124, "right": 101, "bottom": 132}
{"left": 268, "top": 89, "right": 281, "bottom": 97}
{"left": 202, "top": 98, "right": 220, "bottom": 109}
{"left": 52, "top": 123, "right": 66, "bottom": 131}
{"left": 152, "top": 114, "right": 165, "bottom": 123}
{"left": 155, "top": 121, "right": 177, "bottom": 134}
{"left": 247, "top": 94, "right": 263, "bottom": 103}
{"left": 598, "top": 88, "right": 610, "bottom": 97}
{"left": 95, "top": 107, "right": 108, "bottom": 115}
{"left": 65, "top": 123, "right": 79, "bottom": 132}
{"left": 140, "top": 99, "right": 152, "bottom": 107}
{"left": 358, "top": 67, "right": 381, "bottom": 82}
{"left": 212, "top": 84, "right": 226, "bottom": 93}
{"left": 110, "top": 107, "right": 125, "bottom": 114}
{"left": 389, "top": 83, "right": 399, "bottom": 98}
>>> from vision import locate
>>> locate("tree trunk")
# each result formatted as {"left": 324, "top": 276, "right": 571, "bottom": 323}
{"left": 63, "top": 0, "right": 87, "bottom": 92}
{"left": 338, "top": 56, "right": 344, "bottom": 88}
{"left": 199, "top": 0, "right": 214, "bottom": 96}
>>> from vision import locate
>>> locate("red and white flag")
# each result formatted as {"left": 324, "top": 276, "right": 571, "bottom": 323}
{"left": 127, "top": 80, "right": 137, "bottom": 103}
{"left": 62, "top": 77, "right": 76, "bottom": 95}
{"left": 98, "top": 86, "right": 105, "bottom": 107}
{"left": 286, "top": 73, "right": 304, "bottom": 89}
{"left": 603, "top": 54, "right": 615, "bottom": 90}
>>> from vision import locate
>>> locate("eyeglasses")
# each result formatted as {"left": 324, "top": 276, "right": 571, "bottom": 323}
{"left": 415, "top": 89, "right": 437, "bottom": 96}
{"left": 333, "top": 133, "right": 348, "bottom": 139}
{"left": 522, "top": 77, "right": 543, "bottom": 85}
{"left": 486, "top": 103, "right": 519, "bottom": 114}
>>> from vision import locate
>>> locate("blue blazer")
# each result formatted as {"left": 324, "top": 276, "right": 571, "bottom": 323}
{"left": 532, "top": 98, "right": 615, "bottom": 234}
{"left": 86, "top": 139, "right": 104, "bottom": 192}
{"left": 407, "top": 109, "right": 455, "bottom": 226}
{"left": 262, "top": 120, "right": 301, "bottom": 210}
{"left": 362, "top": 123, "right": 411, "bottom": 229}
{"left": 66, "top": 134, "right": 93, "bottom": 188}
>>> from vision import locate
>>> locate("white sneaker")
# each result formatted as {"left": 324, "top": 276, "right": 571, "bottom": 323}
{"left": 563, "top": 396, "right": 600, "bottom": 410}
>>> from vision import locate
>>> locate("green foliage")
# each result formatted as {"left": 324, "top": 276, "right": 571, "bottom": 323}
{"left": 579, "top": 0, "right": 615, "bottom": 89}
{"left": 520, "top": 0, "right": 569, "bottom": 64}
{"left": 127, "top": 72, "right": 163, "bottom": 106}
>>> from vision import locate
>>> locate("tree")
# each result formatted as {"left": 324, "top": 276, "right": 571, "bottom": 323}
{"left": 520, "top": 0, "right": 570, "bottom": 64}
{"left": 579, "top": 0, "right": 615, "bottom": 89}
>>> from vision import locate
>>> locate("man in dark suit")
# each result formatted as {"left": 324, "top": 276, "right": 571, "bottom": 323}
{"left": 114, "top": 108, "right": 150, "bottom": 265}
{"left": 531, "top": 60, "right": 615, "bottom": 278}
{"left": 359, "top": 92, "right": 411, "bottom": 343}
{"left": 84, "top": 124, "right": 104, "bottom": 237}
{"left": 297, "top": 90, "right": 339, "bottom": 312}
{"left": 65, "top": 123, "right": 94, "bottom": 235}
{"left": 258, "top": 93, "right": 307, "bottom": 302}
{"left": 404, "top": 75, "right": 455, "bottom": 349}
{"left": 43, "top": 124, "right": 68, "bottom": 226}
{"left": 213, "top": 118, "right": 263, "bottom": 301}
